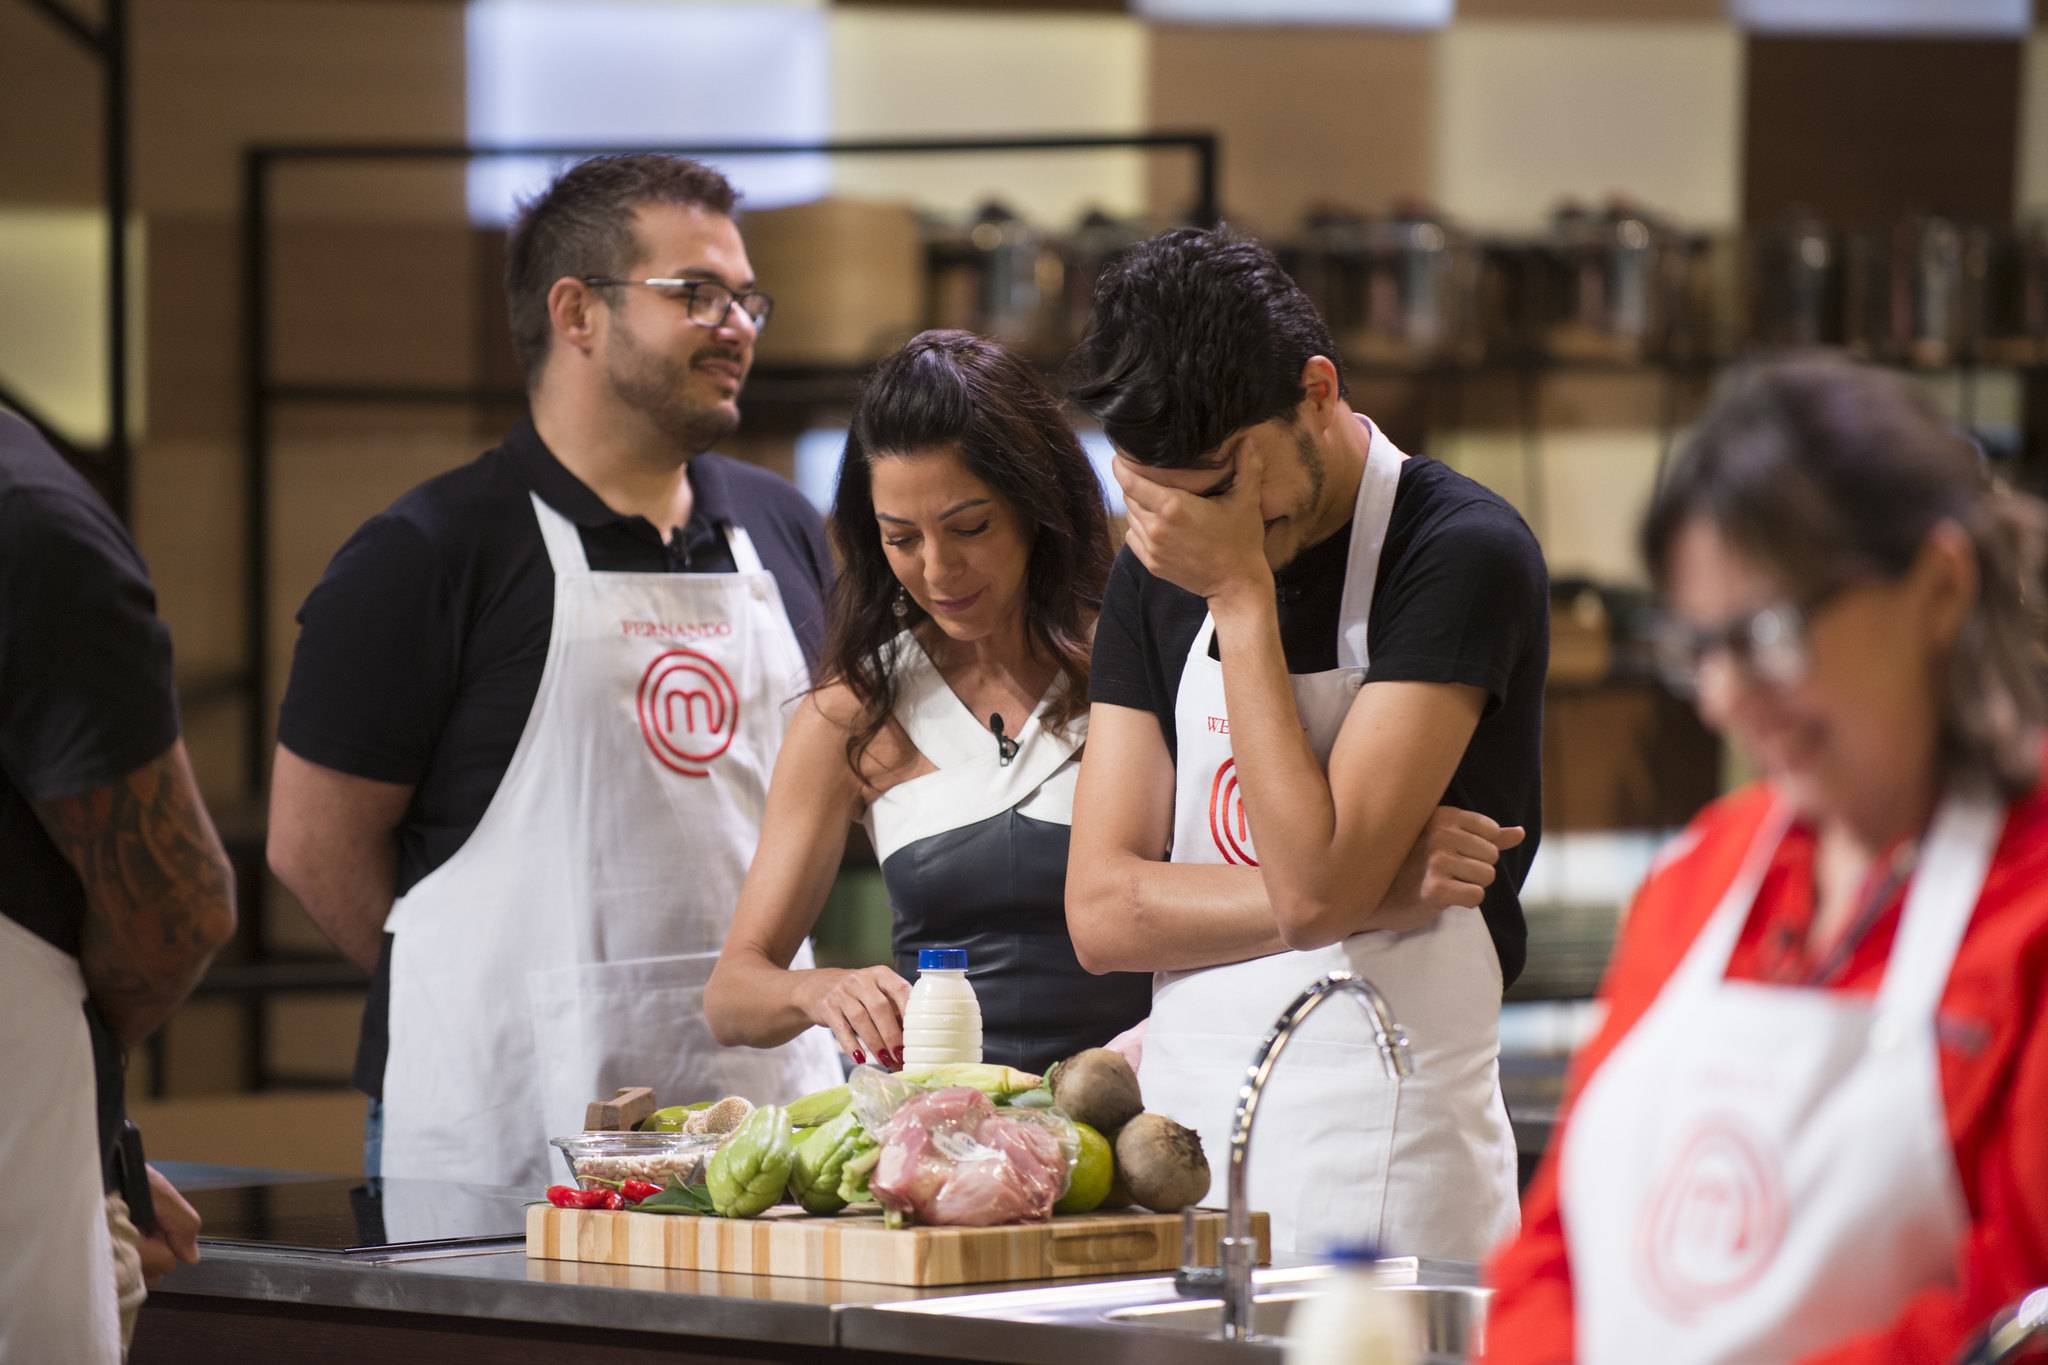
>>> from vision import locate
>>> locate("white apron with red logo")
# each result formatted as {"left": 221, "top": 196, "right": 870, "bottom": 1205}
{"left": 1139, "top": 426, "right": 1520, "bottom": 1258}
{"left": 380, "top": 493, "right": 840, "bottom": 1190}
{"left": 1559, "top": 787, "right": 1999, "bottom": 1362}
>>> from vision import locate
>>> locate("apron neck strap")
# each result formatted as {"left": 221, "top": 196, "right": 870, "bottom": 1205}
{"left": 1677, "top": 799, "right": 1799, "bottom": 991}
{"left": 530, "top": 492, "right": 588, "bottom": 573}
{"left": 1873, "top": 785, "right": 2004, "bottom": 1023}
{"left": 1334, "top": 419, "right": 1403, "bottom": 671}
{"left": 724, "top": 522, "right": 765, "bottom": 574}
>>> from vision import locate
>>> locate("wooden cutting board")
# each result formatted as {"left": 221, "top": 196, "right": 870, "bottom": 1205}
{"left": 525, "top": 1204, "right": 1271, "bottom": 1287}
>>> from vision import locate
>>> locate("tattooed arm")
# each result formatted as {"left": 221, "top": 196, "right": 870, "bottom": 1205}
{"left": 31, "top": 740, "right": 238, "bottom": 1047}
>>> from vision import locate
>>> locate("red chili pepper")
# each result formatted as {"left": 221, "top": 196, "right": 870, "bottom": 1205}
{"left": 546, "top": 1184, "right": 616, "bottom": 1210}
{"left": 621, "top": 1180, "right": 662, "bottom": 1204}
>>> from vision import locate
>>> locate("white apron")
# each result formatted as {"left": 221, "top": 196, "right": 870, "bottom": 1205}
{"left": 0, "top": 915, "right": 120, "bottom": 1364}
{"left": 379, "top": 494, "right": 841, "bottom": 1190}
{"left": 1559, "top": 787, "right": 1999, "bottom": 1363}
{"left": 1139, "top": 426, "right": 1520, "bottom": 1259}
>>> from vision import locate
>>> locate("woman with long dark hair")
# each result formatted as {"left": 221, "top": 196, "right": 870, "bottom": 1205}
{"left": 705, "top": 330, "right": 1151, "bottom": 1074}
{"left": 1484, "top": 352, "right": 2048, "bottom": 1363}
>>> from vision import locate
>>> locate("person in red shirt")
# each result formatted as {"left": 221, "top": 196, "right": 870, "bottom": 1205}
{"left": 1484, "top": 353, "right": 2048, "bottom": 1364}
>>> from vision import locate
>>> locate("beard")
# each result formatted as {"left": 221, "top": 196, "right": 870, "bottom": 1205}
{"left": 1268, "top": 422, "right": 1329, "bottom": 569}
{"left": 1291, "top": 423, "right": 1326, "bottom": 522}
{"left": 604, "top": 325, "right": 742, "bottom": 456}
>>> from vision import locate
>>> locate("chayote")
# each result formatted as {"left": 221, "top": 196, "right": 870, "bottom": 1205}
{"left": 706, "top": 1104, "right": 795, "bottom": 1218}
{"left": 836, "top": 1139, "right": 882, "bottom": 1207}
{"left": 787, "top": 1111, "right": 865, "bottom": 1215}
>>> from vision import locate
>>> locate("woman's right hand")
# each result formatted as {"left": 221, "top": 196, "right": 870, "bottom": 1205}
{"left": 1372, "top": 805, "right": 1526, "bottom": 935}
{"left": 797, "top": 965, "right": 913, "bottom": 1067}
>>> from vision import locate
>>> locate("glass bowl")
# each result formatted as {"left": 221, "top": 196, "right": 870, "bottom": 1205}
{"left": 549, "top": 1131, "right": 722, "bottom": 1191}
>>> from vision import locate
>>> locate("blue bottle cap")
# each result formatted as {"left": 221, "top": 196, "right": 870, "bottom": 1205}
{"left": 918, "top": 947, "right": 969, "bottom": 971}
{"left": 1326, "top": 1242, "right": 1383, "bottom": 1264}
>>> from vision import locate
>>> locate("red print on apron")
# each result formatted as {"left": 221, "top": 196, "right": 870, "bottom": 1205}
{"left": 1209, "top": 756, "right": 1257, "bottom": 865}
{"left": 636, "top": 646, "right": 739, "bottom": 776}
{"left": 1638, "top": 1112, "right": 1789, "bottom": 1317}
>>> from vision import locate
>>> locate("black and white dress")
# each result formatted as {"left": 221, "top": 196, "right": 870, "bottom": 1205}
{"left": 865, "top": 634, "right": 1151, "bottom": 1075}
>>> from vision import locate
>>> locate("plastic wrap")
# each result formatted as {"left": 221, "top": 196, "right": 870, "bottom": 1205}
{"left": 864, "top": 1085, "right": 1075, "bottom": 1227}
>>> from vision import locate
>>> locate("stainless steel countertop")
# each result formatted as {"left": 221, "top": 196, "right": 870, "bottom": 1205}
{"left": 159, "top": 1237, "right": 1313, "bottom": 1359}
{"left": 151, "top": 1163, "right": 1309, "bottom": 1361}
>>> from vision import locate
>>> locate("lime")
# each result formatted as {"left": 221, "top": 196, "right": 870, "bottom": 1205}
{"left": 1055, "top": 1121, "right": 1114, "bottom": 1215}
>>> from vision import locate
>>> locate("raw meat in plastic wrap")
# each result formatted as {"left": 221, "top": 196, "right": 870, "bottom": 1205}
{"left": 868, "top": 1087, "right": 1070, "bottom": 1227}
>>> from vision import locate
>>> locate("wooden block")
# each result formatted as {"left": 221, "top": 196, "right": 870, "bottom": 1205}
{"left": 526, "top": 1205, "right": 1273, "bottom": 1288}
{"left": 741, "top": 197, "right": 925, "bottom": 367}
{"left": 1147, "top": 26, "right": 1435, "bottom": 233}
{"left": 585, "top": 1087, "right": 658, "bottom": 1132}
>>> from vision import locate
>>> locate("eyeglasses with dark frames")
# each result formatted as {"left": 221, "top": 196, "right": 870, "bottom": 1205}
{"left": 579, "top": 276, "right": 774, "bottom": 330}
{"left": 1651, "top": 581, "right": 1851, "bottom": 698}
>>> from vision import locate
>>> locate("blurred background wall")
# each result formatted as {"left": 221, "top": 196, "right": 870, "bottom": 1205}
{"left": 3, "top": 0, "right": 2043, "bottom": 1171}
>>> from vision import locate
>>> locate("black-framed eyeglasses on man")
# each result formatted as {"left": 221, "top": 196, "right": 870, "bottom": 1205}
{"left": 580, "top": 277, "right": 774, "bottom": 331}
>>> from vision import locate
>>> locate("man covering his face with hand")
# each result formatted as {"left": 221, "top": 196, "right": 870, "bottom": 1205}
{"left": 1064, "top": 227, "right": 1549, "bottom": 1258}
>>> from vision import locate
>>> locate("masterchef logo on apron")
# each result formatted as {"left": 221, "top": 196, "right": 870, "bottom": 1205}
{"left": 1208, "top": 756, "right": 1257, "bottom": 865}
{"left": 636, "top": 646, "right": 739, "bottom": 776}
{"left": 1637, "top": 1113, "right": 1788, "bottom": 1316}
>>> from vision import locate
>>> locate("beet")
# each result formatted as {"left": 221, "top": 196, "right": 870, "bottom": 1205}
{"left": 1114, "top": 1112, "right": 1211, "bottom": 1214}
{"left": 1049, "top": 1048, "right": 1143, "bottom": 1135}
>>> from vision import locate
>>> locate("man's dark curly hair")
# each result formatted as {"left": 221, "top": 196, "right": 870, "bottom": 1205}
{"left": 1065, "top": 226, "right": 1347, "bottom": 469}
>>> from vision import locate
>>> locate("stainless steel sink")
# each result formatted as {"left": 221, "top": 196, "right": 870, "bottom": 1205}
{"left": 1102, "top": 1283, "right": 1490, "bottom": 1355}
{"left": 856, "top": 1257, "right": 1487, "bottom": 1362}
{"left": 865, "top": 1264, "right": 1337, "bottom": 1327}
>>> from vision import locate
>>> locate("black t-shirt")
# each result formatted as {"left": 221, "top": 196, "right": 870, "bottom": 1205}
{"left": 0, "top": 412, "right": 180, "bottom": 957}
{"left": 278, "top": 418, "right": 834, "bottom": 1097}
{"left": 1089, "top": 453, "right": 1548, "bottom": 990}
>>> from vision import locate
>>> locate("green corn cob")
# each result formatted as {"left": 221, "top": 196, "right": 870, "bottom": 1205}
{"left": 897, "top": 1062, "right": 1042, "bottom": 1096}
{"left": 785, "top": 1084, "right": 852, "bottom": 1129}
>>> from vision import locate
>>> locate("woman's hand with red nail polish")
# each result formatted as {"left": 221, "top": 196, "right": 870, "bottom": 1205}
{"left": 797, "top": 965, "right": 912, "bottom": 1067}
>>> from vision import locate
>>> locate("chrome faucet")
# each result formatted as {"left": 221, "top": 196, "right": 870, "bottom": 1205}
{"left": 1953, "top": 1287, "right": 2048, "bottom": 1365}
{"left": 1218, "top": 970, "right": 1415, "bottom": 1341}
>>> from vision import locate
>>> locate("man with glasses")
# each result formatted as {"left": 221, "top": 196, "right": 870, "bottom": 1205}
{"left": 268, "top": 154, "right": 840, "bottom": 1188}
